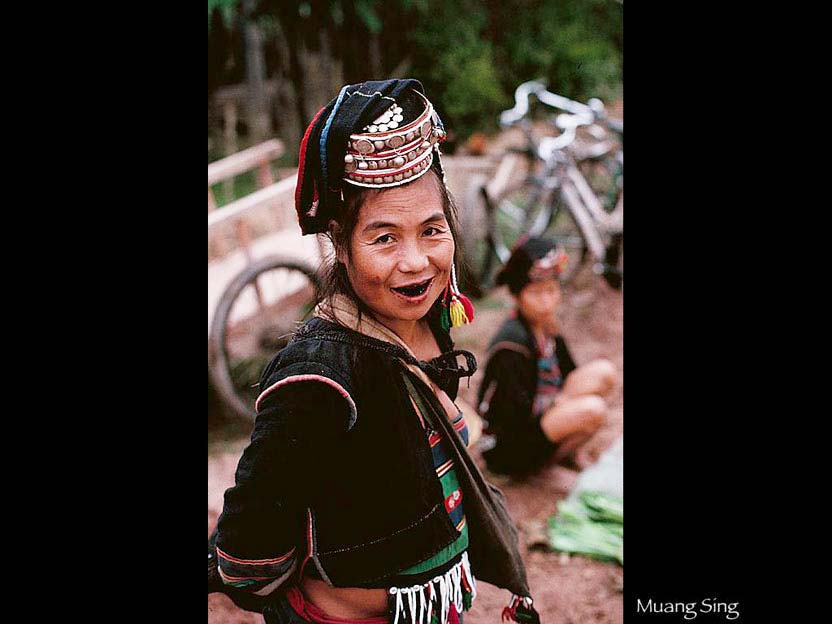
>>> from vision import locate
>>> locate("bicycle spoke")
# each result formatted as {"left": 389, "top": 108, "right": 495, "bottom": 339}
{"left": 501, "top": 199, "right": 526, "bottom": 222}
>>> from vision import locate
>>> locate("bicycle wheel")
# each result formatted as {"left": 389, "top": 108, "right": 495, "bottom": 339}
{"left": 209, "top": 256, "right": 320, "bottom": 421}
{"left": 459, "top": 154, "right": 535, "bottom": 296}
{"left": 578, "top": 150, "right": 623, "bottom": 214}
{"left": 487, "top": 179, "right": 551, "bottom": 282}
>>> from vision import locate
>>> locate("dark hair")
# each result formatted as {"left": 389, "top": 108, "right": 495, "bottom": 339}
{"left": 316, "top": 163, "right": 462, "bottom": 320}
{"left": 496, "top": 236, "right": 560, "bottom": 295}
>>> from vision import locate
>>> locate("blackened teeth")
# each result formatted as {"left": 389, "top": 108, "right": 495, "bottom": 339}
{"left": 393, "top": 278, "right": 432, "bottom": 297}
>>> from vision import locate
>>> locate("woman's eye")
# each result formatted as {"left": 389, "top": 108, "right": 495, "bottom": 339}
{"left": 424, "top": 226, "right": 444, "bottom": 236}
{"left": 374, "top": 234, "right": 394, "bottom": 244}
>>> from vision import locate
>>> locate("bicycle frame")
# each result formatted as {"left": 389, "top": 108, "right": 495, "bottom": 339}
{"left": 460, "top": 81, "right": 622, "bottom": 291}
{"left": 526, "top": 147, "right": 621, "bottom": 274}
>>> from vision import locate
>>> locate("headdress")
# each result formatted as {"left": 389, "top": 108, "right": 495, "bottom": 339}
{"left": 343, "top": 89, "right": 446, "bottom": 188}
{"left": 495, "top": 237, "right": 569, "bottom": 295}
{"left": 295, "top": 79, "right": 447, "bottom": 235}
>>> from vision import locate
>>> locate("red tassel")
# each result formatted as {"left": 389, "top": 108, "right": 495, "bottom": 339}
{"left": 457, "top": 293, "right": 475, "bottom": 322}
{"left": 501, "top": 596, "right": 520, "bottom": 622}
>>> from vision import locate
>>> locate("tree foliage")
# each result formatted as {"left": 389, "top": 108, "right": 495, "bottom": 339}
{"left": 208, "top": 0, "right": 622, "bottom": 149}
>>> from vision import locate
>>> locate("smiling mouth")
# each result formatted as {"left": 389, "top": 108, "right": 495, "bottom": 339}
{"left": 391, "top": 277, "right": 434, "bottom": 298}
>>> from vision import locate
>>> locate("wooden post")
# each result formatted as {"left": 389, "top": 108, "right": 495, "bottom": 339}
{"left": 208, "top": 228, "right": 229, "bottom": 260}
{"left": 256, "top": 160, "right": 274, "bottom": 188}
{"left": 235, "top": 219, "right": 264, "bottom": 308}
{"left": 208, "top": 188, "right": 217, "bottom": 213}
{"left": 223, "top": 101, "right": 238, "bottom": 204}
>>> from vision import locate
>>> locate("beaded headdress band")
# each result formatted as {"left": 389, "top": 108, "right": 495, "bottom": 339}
{"left": 528, "top": 247, "right": 569, "bottom": 281}
{"left": 343, "top": 90, "right": 446, "bottom": 188}
{"left": 496, "top": 237, "right": 569, "bottom": 294}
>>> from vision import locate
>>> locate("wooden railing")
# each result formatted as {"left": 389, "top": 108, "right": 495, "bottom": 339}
{"left": 208, "top": 139, "right": 284, "bottom": 213}
{"left": 208, "top": 176, "right": 296, "bottom": 233}
{"left": 208, "top": 139, "right": 289, "bottom": 259}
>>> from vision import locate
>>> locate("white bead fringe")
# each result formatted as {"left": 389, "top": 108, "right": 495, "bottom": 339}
{"left": 389, "top": 552, "right": 476, "bottom": 624}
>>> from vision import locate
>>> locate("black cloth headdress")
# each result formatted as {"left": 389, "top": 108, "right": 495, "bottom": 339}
{"left": 295, "top": 78, "right": 446, "bottom": 235}
{"left": 495, "top": 236, "right": 568, "bottom": 294}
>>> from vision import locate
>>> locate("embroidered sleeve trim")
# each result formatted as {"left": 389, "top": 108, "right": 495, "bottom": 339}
{"left": 216, "top": 546, "right": 297, "bottom": 589}
{"left": 255, "top": 373, "right": 358, "bottom": 426}
{"left": 216, "top": 546, "right": 295, "bottom": 566}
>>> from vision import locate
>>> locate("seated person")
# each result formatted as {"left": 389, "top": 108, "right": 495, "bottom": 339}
{"left": 476, "top": 237, "right": 617, "bottom": 476}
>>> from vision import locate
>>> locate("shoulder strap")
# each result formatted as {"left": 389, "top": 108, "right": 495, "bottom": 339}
{"left": 399, "top": 368, "right": 531, "bottom": 598}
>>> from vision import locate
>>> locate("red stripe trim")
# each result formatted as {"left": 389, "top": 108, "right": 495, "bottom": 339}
{"left": 218, "top": 568, "right": 277, "bottom": 582}
{"left": 216, "top": 546, "right": 295, "bottom": 566}
{"left": 436, "top": 459, "right": 454, "bottom": 477}
{"left": 298, "top": 508, "right": 314, "bottom": 580}
{"left": 295, "top": 106, "right": 328, "bottom": 209}
{"left": 256, "top": 374, "right": 357, "bottom": 418}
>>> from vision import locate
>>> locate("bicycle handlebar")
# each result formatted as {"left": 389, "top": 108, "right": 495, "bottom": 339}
{"left": 499, "top": 80, "right": 546, "bottom": 127}
{"left": 500, "top": 80, "right": 622, "bottom": 135}
{"left": 538, "top": 132, "right": 575, "bottom": 158}
{"left": 536, "top": 89, "right": 594, "bottom": 118}
{"left": 555, "top": 112, "right": 593, "bottom": 130}
{"left": 537, "top": 111, "right": 608, "bottom": 160}
{"left": 541, "top": 91, "right": 622, "bottom": 135}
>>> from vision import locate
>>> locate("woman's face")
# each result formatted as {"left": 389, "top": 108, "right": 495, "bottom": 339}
{"left": 343, "top": 173, "right": 454, "bottom": 332}
{"left": 517, "top": 278, "right": 561, "bottom": 328}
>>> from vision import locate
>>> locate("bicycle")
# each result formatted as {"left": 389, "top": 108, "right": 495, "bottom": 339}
{"left": 208, "top": 255, "right": 320, "bottom": 421}
{"left": 516, "top": 82, "right": 623, "bottom": 218}
{"left": 460, "top": 81, "right": 623, "bottom": 294}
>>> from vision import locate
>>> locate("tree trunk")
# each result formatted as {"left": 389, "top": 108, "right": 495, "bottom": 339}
{"left": 340, "top": 0, "right": 362, "bottom": 83}
{"left": 274, "top": 6, "right": 310, "bottom": 141}
{"left": 242, "top": 0, "right": 272, "bottom": 141}
{"left": 369, "top": 33, "right": 382, "bottom": 79}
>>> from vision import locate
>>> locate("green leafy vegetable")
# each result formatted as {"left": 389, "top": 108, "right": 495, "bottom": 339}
{"left": 580, "top": 491, "right": 624, "bottom": 524}
{"left": 548, "top": 490, "right": 623, "bottom": 565}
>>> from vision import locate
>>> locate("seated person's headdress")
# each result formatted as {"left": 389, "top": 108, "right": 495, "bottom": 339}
{"left": 496, "top": 236, "right": 569, "bottom": 295}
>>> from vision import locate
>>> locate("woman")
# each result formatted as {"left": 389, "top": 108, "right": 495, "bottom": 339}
{"left": 477, "top": 237, "right": 618, "bottom": 477}
{"left": 208, "top": 80, "right": 538, "bottom": 624}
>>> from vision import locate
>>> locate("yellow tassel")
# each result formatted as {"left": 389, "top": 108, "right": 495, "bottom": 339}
{"left": 450, "top": 298, "right": 468, "bottom": 327}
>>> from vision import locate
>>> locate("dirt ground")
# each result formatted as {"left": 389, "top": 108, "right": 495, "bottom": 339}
{"left": 208, "top": 273, "right": 623, "bottom": 624}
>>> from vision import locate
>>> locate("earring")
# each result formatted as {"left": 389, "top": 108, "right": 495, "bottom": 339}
{"left": 439, "top": 281, "right": 451, "bottom": 332}
{"left": 448, "top": 264, "right": 475, "bottom": 328}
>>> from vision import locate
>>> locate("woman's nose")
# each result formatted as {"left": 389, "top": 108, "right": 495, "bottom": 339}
{"left": 397, "top": 241, "right": 430, "bottom": 273}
